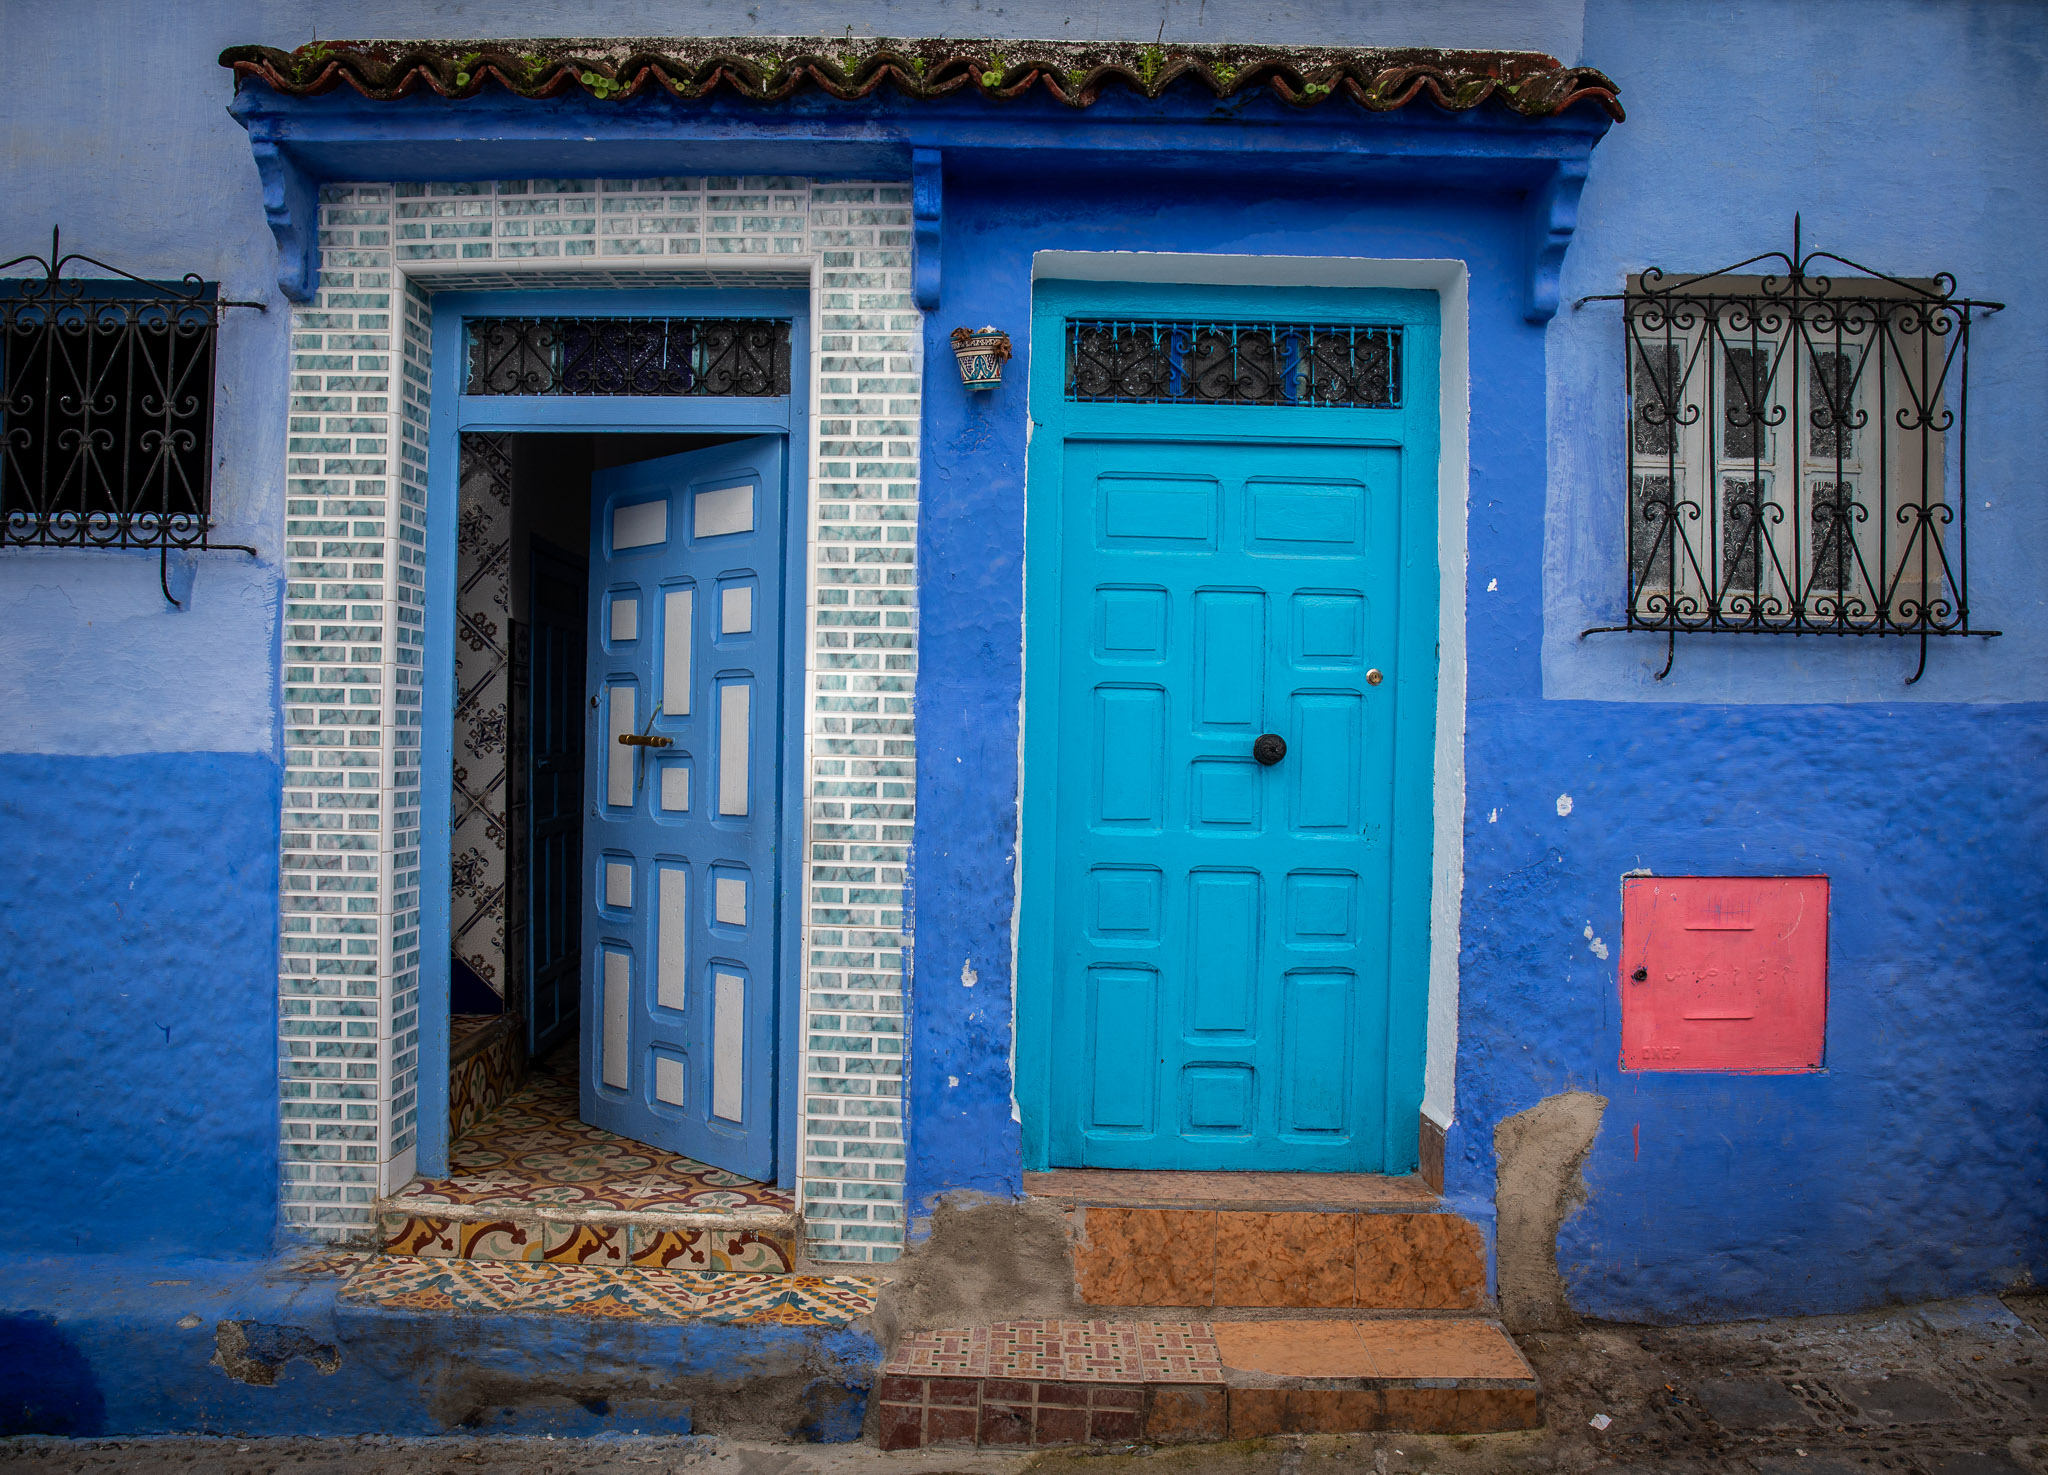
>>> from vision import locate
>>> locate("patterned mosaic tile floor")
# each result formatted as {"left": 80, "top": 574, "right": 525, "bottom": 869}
{"left": 398, "top": 1063, "right": 793, "bottom": 1218}
{"left": 383, "top": 1054, "right": 801, "bottom": 1269}
{"left": 339, "top": 1253, "right": 879, "bottom": 1327}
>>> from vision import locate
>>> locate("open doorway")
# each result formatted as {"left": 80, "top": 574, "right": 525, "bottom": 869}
{"left": 444, "top": 429, "right": 786, "bottom": 1189}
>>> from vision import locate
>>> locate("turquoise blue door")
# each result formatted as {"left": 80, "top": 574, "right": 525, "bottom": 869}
{"left": 581, "top": 436, "right": 784, "bottom": 1180}
{"left": 1027, "top": 284, "right": 1439, "bottom": 1174}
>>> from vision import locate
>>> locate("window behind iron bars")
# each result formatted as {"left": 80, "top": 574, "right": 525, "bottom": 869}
{"left": 1625, "top": 275, "right": 1958, "bottom": 634}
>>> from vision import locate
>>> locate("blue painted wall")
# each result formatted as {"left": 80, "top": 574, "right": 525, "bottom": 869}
{"left": 0, "top": 0, "right": 1587, "bottom": 1263}
{"left": 0, "top": 755, "right": 282, "bottom": 1255}
{"left": 0, "top": 1253, "right": 878, "bottom": 1437}
{"left": 1447, "top": 0, "right": 2048, "bottom": 1320}
{"left": 0, "top": 0, "right": 2041, "bottom": 1330}
{"left": 903, "top": 0, "right": 2048, "bottom": 1323}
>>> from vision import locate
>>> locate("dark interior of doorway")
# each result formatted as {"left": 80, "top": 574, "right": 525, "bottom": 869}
{"left": 447, "top": 430, "right": 753, "bottom": 1129}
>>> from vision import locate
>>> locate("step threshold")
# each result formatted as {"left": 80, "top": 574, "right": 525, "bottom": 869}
{"left": 879, "top": 1315, "right": 1538, "bottom": 1448}
{"left": 1026, "top": 1168, "right": 1439, "bottom": 1212}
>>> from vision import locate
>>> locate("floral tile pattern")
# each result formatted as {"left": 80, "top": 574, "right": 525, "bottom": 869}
{"left": 885, "top": 1320, "right": 1225, "bottom": 1384}
{"left": 452, "top": 431, "right": 514, "bottom": 997}
{"left": 337, "top": 1254, "right": 878, "bottom": 1327}
{"left": 395, "top": 1068, "right": 796, "bottom": 1219}
{"left": 384, "top": 1063, "right": 801, "bottom": 1270}
{"left": 449, "top": 1015, "right": 527, "bottom": 1142}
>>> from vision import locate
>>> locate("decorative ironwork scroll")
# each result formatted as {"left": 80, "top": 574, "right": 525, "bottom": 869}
{"left": 1580, "top": 221, "right": 2002, "bottom": 682}
{"left": 0, "top": 229, "right": 260, "bottom": 601}
{"left": 465, "top": 317, "right": 791, "bottom": 397}
{"left": 1066, "top": 319, "right": 1401, "bottom": 408}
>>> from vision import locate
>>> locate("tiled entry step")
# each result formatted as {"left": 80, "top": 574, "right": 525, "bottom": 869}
{"left": 1034, "top": 1170, "right": 1487, "bottom": 1311}
{"left": 339, "top": 1253, "right": 880, "bottom": 1327}
{"left": 379, "top": 1067, "right": 801, "bottom": 1273}
{"left": 878, "top": 1316, "right": 1539, "bottom": 1448}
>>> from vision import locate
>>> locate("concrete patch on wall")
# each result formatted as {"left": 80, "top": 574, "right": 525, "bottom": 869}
{"left": 869, "top": 1193, "right": 1081, "bottom": 1351}
{"left": 1495, "top": 1090, "right": 1607, "bottom": 1332}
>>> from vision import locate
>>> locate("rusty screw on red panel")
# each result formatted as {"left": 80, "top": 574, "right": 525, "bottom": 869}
{"left": 1631, "top": 968, "right": 1648, "bottom": 982}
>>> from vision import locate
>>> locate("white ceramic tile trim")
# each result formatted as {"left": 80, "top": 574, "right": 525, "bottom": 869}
{"left": 279, "top": 178, "right": 913, "bottom": 1260}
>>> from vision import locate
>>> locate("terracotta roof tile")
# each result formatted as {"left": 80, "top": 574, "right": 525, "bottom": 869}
{"left": 219, "top": 37, "right": 1622, "bottom": 120}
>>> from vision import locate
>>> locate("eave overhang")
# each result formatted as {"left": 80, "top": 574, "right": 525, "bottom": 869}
{"left": 221, "top": 37, "right": 1620, "bottom": 320}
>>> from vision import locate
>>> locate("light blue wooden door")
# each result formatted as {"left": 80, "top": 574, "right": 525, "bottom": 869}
{"left": 582, "top": 436, "right": 783, "bottom": 1180}
{"left": 1048, "top": 428, "right": 1426, "bottom": 1171}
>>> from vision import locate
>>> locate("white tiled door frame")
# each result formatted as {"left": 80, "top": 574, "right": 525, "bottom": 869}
{"left": 277, "top": 179, "right": 918, "bottom": 1262}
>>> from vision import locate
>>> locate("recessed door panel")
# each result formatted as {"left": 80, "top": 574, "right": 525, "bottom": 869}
{"left": 1094, "top": 686, "right": 1165, "bottom": 827}
{"left": 581, "top": 435, "right": 785, "bottom": 1180}
{"left": 1087, "top": 965, "right": 1157, "bottom": 1131}
{"left": 1282, "top": 970, "right": 1355, "bottom": 1136}
{"left": 1187, "top": 871, "right": 1259, "bottom": 1036}
{"left": 1194, "top": 592, "right": 1264, "bottom": 729}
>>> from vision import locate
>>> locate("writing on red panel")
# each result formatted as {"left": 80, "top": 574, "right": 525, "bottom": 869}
{"left": 1620, "top": 876, "right": 1828, "bottom": 1073}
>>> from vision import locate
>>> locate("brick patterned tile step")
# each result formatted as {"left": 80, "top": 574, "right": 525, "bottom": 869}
{"left": 878, "top": 1317, "right": 1541, "bottom": 1448}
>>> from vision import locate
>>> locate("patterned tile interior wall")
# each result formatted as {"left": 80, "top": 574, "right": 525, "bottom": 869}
{"left": 283, "top": 178, "right": 915, "bottom": 1260}
{"left": 451, "top": 434, "right": 513, "bottom": 998}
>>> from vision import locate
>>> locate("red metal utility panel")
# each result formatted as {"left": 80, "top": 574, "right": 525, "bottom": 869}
{"left": 1620, "top": 876, "right": 1828, "bottom": 1073}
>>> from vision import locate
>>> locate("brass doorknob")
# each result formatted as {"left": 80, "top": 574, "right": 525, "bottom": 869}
{"left": 1367, "top": 668, "right": 1384, "bottom": 686}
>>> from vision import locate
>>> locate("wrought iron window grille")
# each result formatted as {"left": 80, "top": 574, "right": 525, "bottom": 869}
{"left": 464, "top": 317, "right": 792, "bottom": 397}
{"left": 1, "top": 230, "right": 262, "bottom": 605}
{"left": 1066, "top": 319, "right": 1402, "bottom": 408}
{"left": 1577, "top": 220, "right": 2002, "bottom": 683}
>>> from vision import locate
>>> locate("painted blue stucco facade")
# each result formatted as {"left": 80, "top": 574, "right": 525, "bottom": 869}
{"left": 0, "top": 0, "right": 2043, "bottom": 1436}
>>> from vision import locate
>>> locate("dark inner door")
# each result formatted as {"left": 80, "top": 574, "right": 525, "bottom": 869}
{"left": 527, "top": 538, "right": 587, "bottom": 1058}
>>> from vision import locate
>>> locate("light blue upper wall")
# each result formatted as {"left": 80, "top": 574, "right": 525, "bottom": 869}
{"left": 1547, "top": 0, "right": 2048, "bottom": 702}
{"left": 0, "top": 0, "right": 1586, "bottom": 756}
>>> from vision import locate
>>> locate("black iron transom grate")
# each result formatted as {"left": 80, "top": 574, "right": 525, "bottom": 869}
{"left": 1066, "top": 319, "right": 1402, "bottom": 408}
{"left": 464, "top": 316, "right": 792, "bottom": 397}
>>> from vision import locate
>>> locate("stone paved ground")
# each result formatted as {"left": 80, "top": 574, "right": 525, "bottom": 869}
{"left": 4, "top": 1295, "right": 2043, "bottom": 1474}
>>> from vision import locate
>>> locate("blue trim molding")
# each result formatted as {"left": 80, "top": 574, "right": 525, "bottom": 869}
{"left": 1524, "top": 153, "right": 1589, "bottom": 322}
{"left": 224, "top": 86, "right": 1612, "bottom": 312}
{"left": 245, "top": 123, "right": 318, "bottom": 303}
{"left": 912, "top": 147, "right": 943, "bottom": 310}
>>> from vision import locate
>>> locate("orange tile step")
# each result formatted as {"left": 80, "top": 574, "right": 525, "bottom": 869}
{"left": 877, "top": 1315, "right": 1540, "bottom": 1448}
{"left": 1032, "top": 1171, "right": 1488, "bottom": 1311}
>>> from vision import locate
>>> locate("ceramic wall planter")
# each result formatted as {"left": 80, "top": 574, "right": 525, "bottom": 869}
{"left": 950, "top": 326, "right": 1012, "bottom": 389}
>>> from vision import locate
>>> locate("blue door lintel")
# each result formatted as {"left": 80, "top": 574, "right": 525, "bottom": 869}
{"left": 229, "top": 85, "right": 1607, "bottom": 321}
